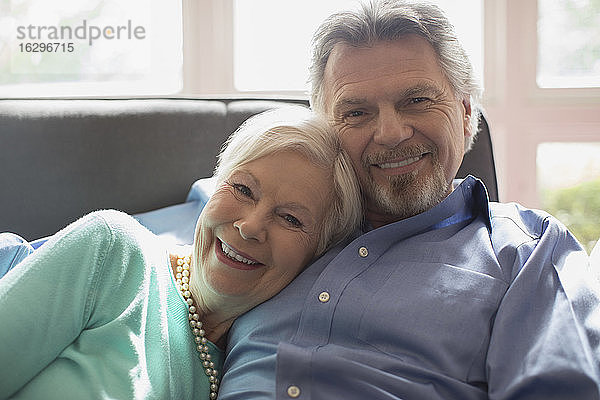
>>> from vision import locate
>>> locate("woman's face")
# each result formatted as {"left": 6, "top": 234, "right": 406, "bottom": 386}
{"left": 194, "top": 150, "right": 331, "bottom": 311}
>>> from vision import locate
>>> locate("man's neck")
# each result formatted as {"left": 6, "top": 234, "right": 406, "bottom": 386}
{"left": 365, "top": 210, "right": 402, "bottom": 229}
{"left": 365, "top": 183, "right": 457, "bottom": 229}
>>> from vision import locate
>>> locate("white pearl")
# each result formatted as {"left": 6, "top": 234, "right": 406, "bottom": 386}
{"left": 176, "top": 254, "right": 219, "bottom": 399}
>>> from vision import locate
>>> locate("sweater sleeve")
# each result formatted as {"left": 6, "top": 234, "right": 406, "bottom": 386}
{"left": 0, "top": 211, "right": 118, "bottom": 399}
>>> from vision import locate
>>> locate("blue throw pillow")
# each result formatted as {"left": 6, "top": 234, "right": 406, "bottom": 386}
{"left": 0, "top": 233, "right": 34, "bottom": 278}
{"left": 134, "top": 177, "right": 216, "bottom": 245}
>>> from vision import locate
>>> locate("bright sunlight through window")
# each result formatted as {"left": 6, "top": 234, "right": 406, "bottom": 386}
{"left": 233, "top": 0, "right": 483, "bottom": 93}
{"left": 0, "top": 0, "right": 182, "bottom": 97}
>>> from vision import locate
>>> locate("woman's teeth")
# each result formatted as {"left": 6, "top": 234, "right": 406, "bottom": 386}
{"left": 221, "top": 241, "right": 258, "bottom": 265}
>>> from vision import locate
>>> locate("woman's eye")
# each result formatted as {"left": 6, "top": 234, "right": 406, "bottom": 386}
{"left": 232, "top": 183, "right": 253, "bottom": 199}
{"left": 282, "top": 214, "right": 303, "bottom": 228}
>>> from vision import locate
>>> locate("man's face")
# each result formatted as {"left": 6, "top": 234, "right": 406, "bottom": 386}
{"left": 322, "top": 35, "right": 471, "bottom": 228}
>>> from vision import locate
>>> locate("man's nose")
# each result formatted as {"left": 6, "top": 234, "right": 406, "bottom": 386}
{"left": 373, "top": 108, "right": 414, "bottom": 148}
{"left": 233, "top": 210, "right": 268, "bottom": 243}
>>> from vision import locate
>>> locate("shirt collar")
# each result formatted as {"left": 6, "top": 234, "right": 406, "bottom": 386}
{"left": 361, "top": 175, "right": 491, "bottom": 240}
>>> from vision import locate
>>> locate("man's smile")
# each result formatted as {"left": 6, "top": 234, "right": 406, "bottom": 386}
{"left": 374, "top": 154, "right": 424, "bottom": 170}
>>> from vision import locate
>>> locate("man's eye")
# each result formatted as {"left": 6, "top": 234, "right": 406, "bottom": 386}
{"left": 410, "top": 97, "right": 430, "bottom": 104}
{"left": 232, "top": 183, "right": 253, "bottom": 199}
{"left": 282, "top": 214, "right": 303, "bottom": 228}
{"left": 344, "top": 110, "right": 366, "bottom": 120}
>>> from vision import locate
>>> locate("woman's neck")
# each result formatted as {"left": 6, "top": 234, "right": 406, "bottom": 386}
{"left": 169, "top": 250, "right": 233, "bottom": 349}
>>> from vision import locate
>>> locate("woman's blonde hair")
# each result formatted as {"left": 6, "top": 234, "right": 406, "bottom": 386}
{"left": 213, "top": 105, "right": 362, "bottom": 256}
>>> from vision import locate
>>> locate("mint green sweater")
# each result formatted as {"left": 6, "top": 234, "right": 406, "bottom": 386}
{"left": 0, "top": 210, "right": 223, "bottom": 399}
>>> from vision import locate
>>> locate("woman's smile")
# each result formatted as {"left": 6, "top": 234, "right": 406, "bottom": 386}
{"left": 215, "top": 238, "right": 264, "bottom": 271}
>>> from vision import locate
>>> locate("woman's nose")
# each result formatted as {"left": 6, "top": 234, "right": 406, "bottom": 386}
{"left": 233, "top": 212, "right": 267, "bottom": 243}
{"left": 373, "top": 108, "right": 414, "bottom": 148}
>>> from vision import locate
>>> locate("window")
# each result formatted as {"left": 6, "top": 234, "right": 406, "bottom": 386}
{"left": 0, "top": 0, "right": 182, "bottom": 97}
{"left": 537, "top": 0, "right": 600, "bottom": 88}
{"left": 537, "top": 143, "right": 600, "bottom": 252}
{"left": 232, "top": 0, "right": 483, "bottom": 93}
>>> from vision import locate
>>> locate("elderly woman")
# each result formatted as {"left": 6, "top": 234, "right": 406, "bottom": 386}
{"left": 0, "top": 106, "right": 362, "bottom": 400}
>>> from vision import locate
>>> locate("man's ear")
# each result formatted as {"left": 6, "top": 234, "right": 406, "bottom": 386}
{"left": 462, "top": 98, "right": 473, "bottom": 138}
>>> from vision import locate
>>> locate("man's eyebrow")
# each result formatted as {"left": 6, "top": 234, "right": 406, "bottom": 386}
{"left": 332, "top": 83, "right": 446, "bottom": 113}
{"left": 399, "top": 83, "right": 445, "bottom": 98}
{"left": 332, "top": 98, "right": 367, "bottom": 114}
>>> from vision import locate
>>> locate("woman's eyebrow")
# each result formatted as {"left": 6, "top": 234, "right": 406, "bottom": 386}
{"left": 280, "top": 202, "right": 317, "bottom": 223}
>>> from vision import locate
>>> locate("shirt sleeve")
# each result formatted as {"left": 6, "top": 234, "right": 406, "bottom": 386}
{"left": 486, "top": 215, "right": 600, "bottom": 399}
{"left": 0, "top": 212, "right": 116, "bottom": 399}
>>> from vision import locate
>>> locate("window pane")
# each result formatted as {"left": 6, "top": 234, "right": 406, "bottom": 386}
{"left": 537, "top": 0, "right": 600, "bottom": 88}
{"left": 537, "top": 142, "right": 600, "bottom": 253}
{"left": 0, "top": 0, "right": 182, "bottom": 96}
{"left": 233, "top": 0, "right": 483, "bottom": 92}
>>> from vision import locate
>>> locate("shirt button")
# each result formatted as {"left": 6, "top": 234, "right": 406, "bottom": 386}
{"left": 358, "top": 246, "right": 369, "bottom": 257}
{"left": 287, "top": 385, "right": 301, "bottom": 398}
{"left": 318, "top": 291, "right": 330, "bottom": 303}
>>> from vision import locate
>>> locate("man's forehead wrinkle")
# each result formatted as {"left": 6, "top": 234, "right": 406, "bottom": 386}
{"left": 330, "top": 72, "right": 444, "bottom": 110}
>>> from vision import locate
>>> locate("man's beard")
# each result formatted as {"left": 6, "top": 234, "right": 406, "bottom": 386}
{"left": 361, "top": 144, "right": 450, "bottom": 221}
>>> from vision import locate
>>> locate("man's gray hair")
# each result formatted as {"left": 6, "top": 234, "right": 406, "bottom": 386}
{"left": 309, "top": 0, "right": 482, "bottom": 151}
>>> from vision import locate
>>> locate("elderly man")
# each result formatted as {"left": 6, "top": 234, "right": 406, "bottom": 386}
{"left": 219, "top": 1, "right": 599, "bottom": 399}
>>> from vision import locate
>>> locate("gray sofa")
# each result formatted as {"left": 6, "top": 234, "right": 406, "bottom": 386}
{"left": 0, "top": 98, "right": 498, "bottom": 241}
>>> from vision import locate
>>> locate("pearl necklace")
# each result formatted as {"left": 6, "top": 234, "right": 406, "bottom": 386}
{"left": 175, "top": 255, "right": 219, "bottom": 399}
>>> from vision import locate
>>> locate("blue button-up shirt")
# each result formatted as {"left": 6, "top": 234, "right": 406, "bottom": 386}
{"left": 220, "top": 176, "right": 599, "bottom": 399}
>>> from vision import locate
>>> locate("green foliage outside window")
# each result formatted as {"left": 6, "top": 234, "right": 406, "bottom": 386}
{"left": 542, "top": 177, "right": 600, "bottom": 254}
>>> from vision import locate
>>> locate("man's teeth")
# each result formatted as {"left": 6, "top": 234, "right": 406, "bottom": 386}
{"left": 378, "top": 156, "right": 421, "bottom": 169}
{"left": 221, "top": 242, "right": 257, "bottom": 265}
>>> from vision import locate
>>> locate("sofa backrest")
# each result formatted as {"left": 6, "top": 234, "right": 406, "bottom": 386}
{"left": 0, "top": 98, "right": 497, "bottom": 240}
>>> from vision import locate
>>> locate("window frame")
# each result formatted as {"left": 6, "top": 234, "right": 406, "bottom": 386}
{"left": 483, "top": 0, "right": 600, "bottom": 206}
